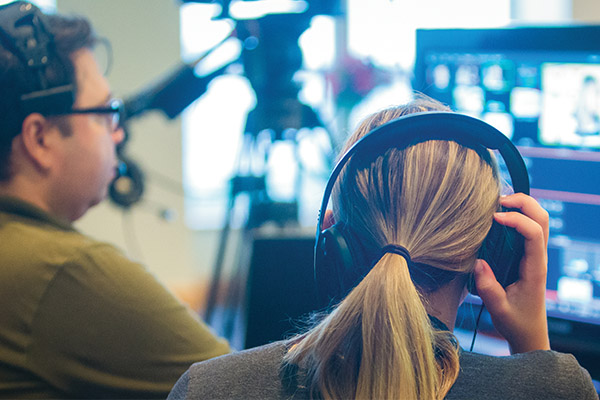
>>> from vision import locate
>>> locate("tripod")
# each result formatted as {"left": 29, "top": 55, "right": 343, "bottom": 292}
{"left": 204, "top": 103, "right": 324, "bottom": 344}
{"left": 202, "top": 10, "right": 340, "bottom": 345}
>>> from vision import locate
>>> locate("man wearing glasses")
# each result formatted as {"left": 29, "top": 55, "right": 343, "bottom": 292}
{"left": 0, "top": 2, "right": 230, "bottom": 398}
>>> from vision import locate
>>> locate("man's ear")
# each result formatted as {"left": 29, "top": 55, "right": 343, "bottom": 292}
{"left": 18, "top": 113, "right": 55, "bottom": 171}
{"left": 323, "top": 209, "right": 335, "bottom": 229}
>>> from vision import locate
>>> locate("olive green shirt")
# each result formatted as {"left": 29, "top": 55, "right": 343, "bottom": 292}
{"left": 0, "top": 196, "right": 230, "bottom": 399}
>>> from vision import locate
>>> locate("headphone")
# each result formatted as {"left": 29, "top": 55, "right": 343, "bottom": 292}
{"left": 109, "top": 154, "right": 145, "bottom": 208}
{"left": 0, "top": 1, "right": 75, "bottom": 117}
{"left": 314, "top": 111, "right": 530, "bottom": 307}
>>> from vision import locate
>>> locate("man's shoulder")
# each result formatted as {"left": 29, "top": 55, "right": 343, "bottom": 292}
{"left": 0, "top": 205, "right": 148, "bottom": 292}
{"left": 0, "top": 201, "right": 110, "bottom": 254}
{"left": 1, "top": 203, "right": 132, "bottom": 264}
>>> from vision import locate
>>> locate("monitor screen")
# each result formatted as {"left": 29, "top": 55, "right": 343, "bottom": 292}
{"left": 414, "top": 27, "right": 600, "bottom": 331}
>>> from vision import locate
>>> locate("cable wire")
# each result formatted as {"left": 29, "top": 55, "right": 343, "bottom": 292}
{"left": 470, "top": 303, "right": 486, "bottom": 352}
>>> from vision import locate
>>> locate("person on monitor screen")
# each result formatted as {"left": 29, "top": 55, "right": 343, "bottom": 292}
{"left": 0, "top": 1, "right": 229, "bottom": 398}
{"left": 574, "top": 74, "right": 600, "bottom": 138}
{"left": 168, "top": 96, "right": 597, "bottom": 400}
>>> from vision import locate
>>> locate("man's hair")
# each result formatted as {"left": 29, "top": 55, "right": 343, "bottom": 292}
{"left": 0, "top": 2, "right": 96, "bottom": 180}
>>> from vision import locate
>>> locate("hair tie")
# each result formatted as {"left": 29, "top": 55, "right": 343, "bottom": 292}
{"left": 374, "top": 244, "right": 458, "bottom": 292}
{"left": 379, "top": 244, "right": 411, "bottom": 263}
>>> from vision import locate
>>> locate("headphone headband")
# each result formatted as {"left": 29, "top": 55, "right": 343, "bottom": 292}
{"left": 314, "top": 110, "right": 530, "bottom": 305}
{"left": 316, "top": 111, "right": 530, "bottom": 237}
{"left": 0, "top": 1, "right": 75, "bottom": 116}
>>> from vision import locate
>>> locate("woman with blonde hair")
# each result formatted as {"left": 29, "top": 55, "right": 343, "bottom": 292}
{"left": 169, "top": 97, "right": 597, "bottom": 399}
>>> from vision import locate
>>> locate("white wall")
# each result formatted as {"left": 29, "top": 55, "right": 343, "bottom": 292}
{"left": 573, "top": 0, "right": 600, "bottom": 21}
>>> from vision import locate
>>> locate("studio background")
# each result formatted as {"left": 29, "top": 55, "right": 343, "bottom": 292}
{"left": 52, "top": 0, "right": 600, "bottom": 312}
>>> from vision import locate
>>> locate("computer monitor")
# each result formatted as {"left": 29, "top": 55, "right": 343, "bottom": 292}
{"left": 414, "top": 25, "right": 600, "bottom": 379}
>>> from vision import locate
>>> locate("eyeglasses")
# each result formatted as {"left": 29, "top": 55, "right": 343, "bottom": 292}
{"left": 46, "top": 98, "right": 124, "bottom": 132}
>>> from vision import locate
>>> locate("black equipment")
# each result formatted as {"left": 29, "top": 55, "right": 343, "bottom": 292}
{"left": 122, "top": 56, "right": 231, "bottom": 122}
{"left": 314, "top": 111, "right": 530, "bottom": 307}
{"left": 0, "top": 1, "right": 74, "bottom": 116}
{"left": 109, "top": 154, "right": 145, "bottom": 208}
{"left": 244, "top": 235, "right": 321, "bottom": 349}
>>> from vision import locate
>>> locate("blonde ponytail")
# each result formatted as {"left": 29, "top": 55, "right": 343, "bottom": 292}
{"left": 285, "top": 253, "right": 459, "bottom": 400}
{"left": 356, "top": 254, "right": 438, "bottom": 399}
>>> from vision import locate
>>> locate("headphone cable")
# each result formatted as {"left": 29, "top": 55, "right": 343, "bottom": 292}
{"left": 469, "top": 302, "right": 486, "bottom": 352}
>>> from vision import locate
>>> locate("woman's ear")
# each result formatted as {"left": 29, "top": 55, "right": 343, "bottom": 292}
{"left": 323, "top": 209, "right": 336, "bottom": 229}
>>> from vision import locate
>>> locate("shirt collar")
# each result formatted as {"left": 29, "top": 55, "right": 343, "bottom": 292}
{"left": 0, "top": 196, "right": 75, "bottom": 231}
{"left": 429, "top": 314, "right": 450, "bottom": 331}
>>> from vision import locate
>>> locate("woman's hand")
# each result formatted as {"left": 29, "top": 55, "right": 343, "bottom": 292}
{"left": 473, "top": 193, "right": 551, "bottom": 354}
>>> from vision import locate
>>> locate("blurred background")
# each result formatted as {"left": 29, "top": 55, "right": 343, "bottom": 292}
{"left": 9, "top": 0, "right": 600, "bottom": 383}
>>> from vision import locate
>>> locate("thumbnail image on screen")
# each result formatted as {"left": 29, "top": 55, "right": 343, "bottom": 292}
{"left": 546, "top": 235, "right": 600, "bottom": 324}
{"left": 540, "top": 63, "right": 600, "bottom": 148}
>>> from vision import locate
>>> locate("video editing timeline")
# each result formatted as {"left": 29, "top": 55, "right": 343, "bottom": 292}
{"left": 424, "top": 51, "right": 600, "bottom": 327}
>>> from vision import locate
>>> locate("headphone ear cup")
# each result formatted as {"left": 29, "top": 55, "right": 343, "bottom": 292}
{"left": 109, "top": 157, "right": 145, "bottom": 208}
{"left": 314, "top": 223, "right": 357, "bottom": 308}
{"left": 470, "top": 206, "right": 524, "bottom": 296}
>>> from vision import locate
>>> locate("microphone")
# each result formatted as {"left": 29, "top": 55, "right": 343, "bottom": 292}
{"left": 122, "top": 61, "right": 229, "bottom": 121}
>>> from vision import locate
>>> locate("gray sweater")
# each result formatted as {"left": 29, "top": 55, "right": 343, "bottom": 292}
{"left": 168, "top": 341, "right": 598, "bottom": 399}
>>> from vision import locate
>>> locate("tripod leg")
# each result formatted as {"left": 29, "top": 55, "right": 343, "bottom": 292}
{"left": 221, "top": 222, "right": 254, "bottom": 344}
{"left": 204, "top": 133, "right": 254, "bottom": 325}
{"left": 204, "top": 194, "right": 235, "bottom": 324}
